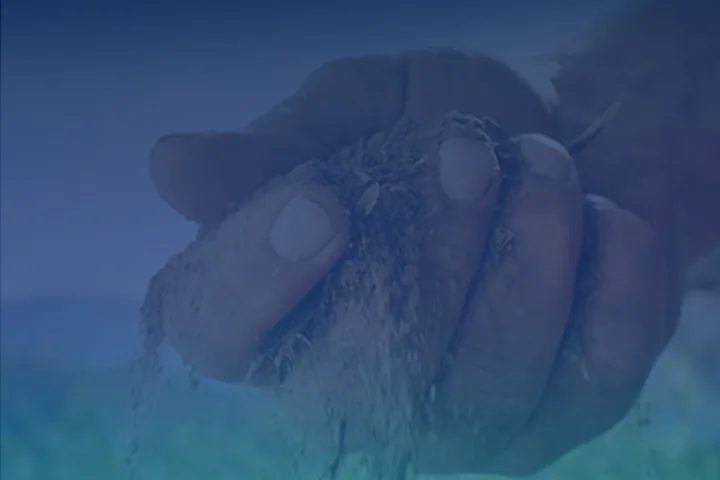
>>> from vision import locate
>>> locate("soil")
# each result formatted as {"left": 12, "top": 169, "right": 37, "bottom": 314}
{"left": 136, "top": 112, "right": 526, "bottom": 479}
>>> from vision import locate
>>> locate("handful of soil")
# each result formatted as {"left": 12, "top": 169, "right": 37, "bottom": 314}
{"left": 139, "top": 112, "right": 526, "bottom": 479}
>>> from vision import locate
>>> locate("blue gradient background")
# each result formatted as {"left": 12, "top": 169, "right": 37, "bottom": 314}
{"left": 1, "top": 0, "right": 620, "bottom": 302}
{"left": 0, "top": 0, "right": 625, "bottom": 368}
{"left": 1, "top": 1, "right": 718, "bottom": 478}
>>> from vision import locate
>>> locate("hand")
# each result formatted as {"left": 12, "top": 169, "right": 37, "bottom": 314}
{"left": 148, "top": 49, "right": 679, "bottom": 475}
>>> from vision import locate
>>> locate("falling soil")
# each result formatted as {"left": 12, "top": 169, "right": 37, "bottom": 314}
{"left": 132, "top": 112, "right": 528, "bottom": 479}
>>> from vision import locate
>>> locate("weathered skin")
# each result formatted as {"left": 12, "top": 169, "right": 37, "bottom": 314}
{"left": 149, "top": 0, "right": 720, "bottom": 270}
{"left": 143, "top": 113, "right": 528, "bottom": 477}
{"left": 141, "top": 0, "right": 720, "bottom": 476}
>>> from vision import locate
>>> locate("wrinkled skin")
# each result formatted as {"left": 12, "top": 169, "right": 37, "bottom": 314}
{"left": 146, "top": 0, "right": 719, "bottom": 475}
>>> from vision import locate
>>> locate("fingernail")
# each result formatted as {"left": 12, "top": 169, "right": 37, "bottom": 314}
{"left": 520, "top": 133, "right": 572, "bottom": 183}
{"left": 585, "top": 194, "right": 619, "bottom": 211}
{"left": 439, "top": 137, "right": 496, "bottom": 202}
{"left": 269, "top": 197, "right": 334, "bottom": 261}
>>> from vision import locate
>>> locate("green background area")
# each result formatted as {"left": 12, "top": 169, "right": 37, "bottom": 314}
{"left": 2, "top": 351, "right": 718, "bottom": 480}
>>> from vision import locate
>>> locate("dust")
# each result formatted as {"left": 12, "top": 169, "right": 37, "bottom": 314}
{"left": 132, "top": 112, "right": 525, "bottom": 479}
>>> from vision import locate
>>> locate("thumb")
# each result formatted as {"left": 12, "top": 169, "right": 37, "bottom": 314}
{"left": 148, "top": 183, "right": 349, "bottom": 383}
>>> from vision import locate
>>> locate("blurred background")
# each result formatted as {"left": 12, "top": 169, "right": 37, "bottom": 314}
{"left": 1, "top": 0, "right": 717, "bottom": 478}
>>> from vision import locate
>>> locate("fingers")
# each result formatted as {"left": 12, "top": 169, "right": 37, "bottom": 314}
{"left": 414, "top": 133, "right": 502, "bottom": 384}
{"left": 402, "top": 49, "right": 552, "bottom": 133}
{"left": 251, "top": 49, "right": 554, "bottom": 151}
{"left": 150, "top": 55, "right": 408, "bottom": 225}
{"left": 485, "top": 195, "right": 678, "bottom": 476}
{"left": 429, "top": 134, "right": 584, "bottom": 464}
{"left": 156, "top": 184, "right": 349, "bottom": 382}
{"left": 151, "top": 50, "right": 557, "bottom": 225}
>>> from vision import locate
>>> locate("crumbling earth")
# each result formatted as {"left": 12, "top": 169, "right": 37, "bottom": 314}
{"left": 137, "top": 112, "right": 528, "bottom": 479}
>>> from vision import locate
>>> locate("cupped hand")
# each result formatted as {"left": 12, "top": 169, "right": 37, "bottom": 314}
{"left": 148, "top": 49, "right": 679, "bottom": 475}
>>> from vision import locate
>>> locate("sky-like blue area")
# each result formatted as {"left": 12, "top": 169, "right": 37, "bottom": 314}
{"left": 0, "top": 0, "right": 623, "bottom": 301}
{"left": 2, "top": 0, "right": 719, "bottom": 466}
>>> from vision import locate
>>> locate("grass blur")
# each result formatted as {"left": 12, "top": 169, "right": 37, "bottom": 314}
{"left": 2, "top": 353, "right": 717, "bottom": 480}
{"left": 2, "top": 292, "right": 718, "bottom": 479}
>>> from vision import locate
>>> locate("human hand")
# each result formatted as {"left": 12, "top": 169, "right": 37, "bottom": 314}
{"left": 148, "top": 49, "right": 679, "bottom": 475}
